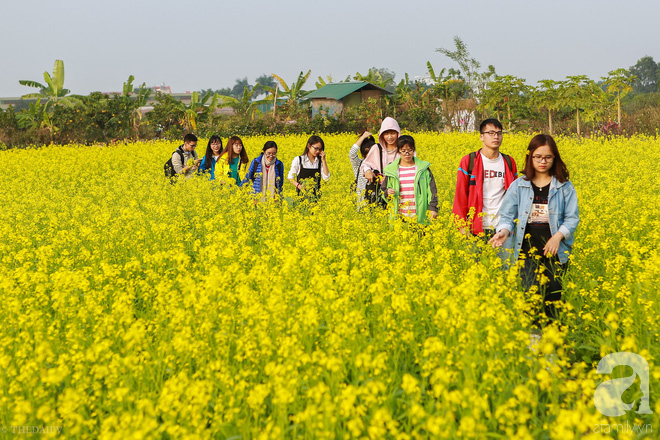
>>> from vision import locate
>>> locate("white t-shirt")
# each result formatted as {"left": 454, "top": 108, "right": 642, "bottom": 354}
{"left": 481, "top": 153, "right": 506, "bottom": 228}
{"left": 287, "top": 155, "right": 331, "bottom": 181}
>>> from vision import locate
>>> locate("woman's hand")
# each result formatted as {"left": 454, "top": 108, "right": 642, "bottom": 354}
{"left": 543, "top": 232, "right": 564, "bottom": 256}
{"left": 489, "top": 230, "right": 509, "bottom": 248}
{"left": 430, "top": 211, "right": 438, "bottom": 220}
{"left": 319, "top": 151, "right": 326, "bottom": 161}
{"left": 365, "top": 169, "right": 375, "bottom": 183}
{"left": 386, "top": 188, "right": 396, "bottom": 197}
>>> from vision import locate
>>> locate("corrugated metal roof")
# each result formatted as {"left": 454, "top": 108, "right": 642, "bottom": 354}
{"left": 306, "top": 81, "right": 392, "bottom": 100}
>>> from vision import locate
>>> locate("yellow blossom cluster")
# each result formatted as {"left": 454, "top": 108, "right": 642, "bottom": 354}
{"left": 0, "top": 132, "right": 657, "bottom": 438}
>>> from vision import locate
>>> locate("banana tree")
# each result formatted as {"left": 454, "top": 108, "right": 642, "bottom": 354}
{"left": 271, "top": 70, "right": 311, "bottom": 105}
{"left": 315, "top": 75, "right": 332, "bottom": 89}
{"left": 176, "top": 91, "right": 217, "bottom": 132}
{"left": 110, "top": 75, "right": 151, "bottom": 137}
{"left": 218, "top": 86, "right": 270, "bottom": 120}
{"left": 19, "top": 60, "right": 73, "bottom": 107}
{"left": 353, "top": 68, "right": 396, "bottom": 92}
{"left": 15, "top": 99, "right": 57, "bottom": 140}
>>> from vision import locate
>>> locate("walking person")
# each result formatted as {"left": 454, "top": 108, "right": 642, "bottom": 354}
{"left": 197, "top": 135, "right": 223, "bottom": 180}
{"left": 381, "top": 135, "right": 438, "bottom": 224}
{"left": 489, "top": 134, "right": 579, "bottom": 321}
{"left": 241, "top": 141, "right": 284, "bottom": 201}
{"left": 219, "top": 136, "right": 249, "bottom": 185}
{"left": 452, "top": 119, "right": 517, "bottom": 238}
{"left": 287, "top": 135, "right": 330, "bottom": 200}
{"left": 360, "top": 117, "right": 401, "bottom": 207}
{"left": 168, "top": 133, "right": 200, "bottom": 180}
{"left": 349, "top": 131, "right": 375, "bottom": 206}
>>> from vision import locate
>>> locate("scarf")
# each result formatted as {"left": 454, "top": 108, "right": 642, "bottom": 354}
{"left": 261, "top": 156, "right": 276, "bottom": 201}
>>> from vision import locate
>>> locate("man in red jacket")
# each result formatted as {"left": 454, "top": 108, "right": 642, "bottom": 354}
{"left": 452, "top": 119, "right": 518, "bottom": 238}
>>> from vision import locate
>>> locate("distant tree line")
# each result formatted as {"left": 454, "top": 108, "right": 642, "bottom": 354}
{"left": 2, "top": 39, "right": 660, "bottom": 148}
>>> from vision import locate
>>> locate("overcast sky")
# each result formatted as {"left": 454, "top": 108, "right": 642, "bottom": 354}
{"left": 1, "top": 0, "right": 658, "bottom": 97}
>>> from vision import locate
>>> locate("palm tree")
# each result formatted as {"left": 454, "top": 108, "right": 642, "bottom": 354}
{"left": 253, "top": 74, "right": 276, "bottom": 97}
{"left": 231, "top": 78, "right": 251, "bottom": 98}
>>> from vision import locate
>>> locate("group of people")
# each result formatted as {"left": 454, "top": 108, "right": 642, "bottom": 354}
{"left": 168, "top": 133, "right": 329, "bottom": 202}
{"left": 348, "top": 117, "right": 579, "bottom": 321}
{"left": 168, "top": 116, "right": 579, "bottom": 321}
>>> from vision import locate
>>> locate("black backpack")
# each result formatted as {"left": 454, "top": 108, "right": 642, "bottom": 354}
{"left": 467, "top": 151, "right": 514, "bottom": 176}
{"left": 363, "top": 144, "right": 387, "bottom": 209}
{"left": 164, "top": 148, "right": 185, "bottom": 178}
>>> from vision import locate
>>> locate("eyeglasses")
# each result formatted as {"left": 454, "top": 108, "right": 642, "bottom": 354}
{"left": 532, "top": 155, "right": 555, "bottom": 163}
{"left": 309, "top": 145, "right": 323, "bottom": 151}
{"left": 399, "top": 149, "right": 414, "bottom": 154}
{"left": 264, "top": 152, "right": 277, "bottom": 158}
{"left": 481, "top": 131, "right": 503, "bottom": 137}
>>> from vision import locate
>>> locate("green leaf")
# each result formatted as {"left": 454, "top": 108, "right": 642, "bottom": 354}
{"left": 52, "top": 60, "right": 65, "bottom": 95}
{"left": 19, "top": 80, "right": 46, "bottom": 90}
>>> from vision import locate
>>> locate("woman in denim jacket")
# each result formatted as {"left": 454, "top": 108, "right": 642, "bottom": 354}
{"left": 490, "top": 134, "right": 579, "bottom": 321}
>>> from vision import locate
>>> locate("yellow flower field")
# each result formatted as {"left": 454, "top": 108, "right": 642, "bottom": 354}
{"left": 0, "top": 132, "right": 658, "bottom": 439}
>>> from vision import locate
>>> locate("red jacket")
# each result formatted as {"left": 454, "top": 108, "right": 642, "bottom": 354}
{"left": 452, "top": 149, "right": 518, "bottom": 234}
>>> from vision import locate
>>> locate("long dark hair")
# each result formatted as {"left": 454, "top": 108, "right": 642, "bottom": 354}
{"left": 222, "top": 136, "right": 249, "bottom": 168}
{"left": 303, "top": 135, "right": 325, "bottom": 156}
{"left": 202, "top": 135, "right": 222, "bottom": 171}
{"left": 522, "top": 134, "right": 569, "bottom": 182}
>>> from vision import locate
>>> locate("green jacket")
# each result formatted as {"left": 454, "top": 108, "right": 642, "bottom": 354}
{"left": 381, "top": 157, "right": 438, "bottom": 224}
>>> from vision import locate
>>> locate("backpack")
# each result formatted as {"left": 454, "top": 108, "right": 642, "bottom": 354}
{"left": 363, "top": 144, "right": 387, "bottom": 209}
{"left": 467, "top": 151, "right": 514, "bottom": 176}
{"left": 164, "top": 148, "right": 185, "bottom": 178}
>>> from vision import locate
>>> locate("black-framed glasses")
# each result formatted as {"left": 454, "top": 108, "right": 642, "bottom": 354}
{"left": 481, "top": 131, "right": 503, "bottom": 137}
{"left": 532, "top": 155, "right": 555, "bottom": 163}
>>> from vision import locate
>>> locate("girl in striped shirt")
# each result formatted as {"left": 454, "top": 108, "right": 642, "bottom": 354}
{"left": 381, "top": 135, "right": 438, "bottom": 224}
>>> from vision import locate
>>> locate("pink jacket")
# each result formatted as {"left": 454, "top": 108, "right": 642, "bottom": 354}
{"left": 360, "top": 117, "right": 401, "bottom": 175}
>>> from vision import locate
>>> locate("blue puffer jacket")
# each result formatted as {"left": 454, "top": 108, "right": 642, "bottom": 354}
{"left": 240, "top": 154, "right": 284, "bottom": 194}
{"left": 497, "top": 176, "right": 579, "bottom": 265}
